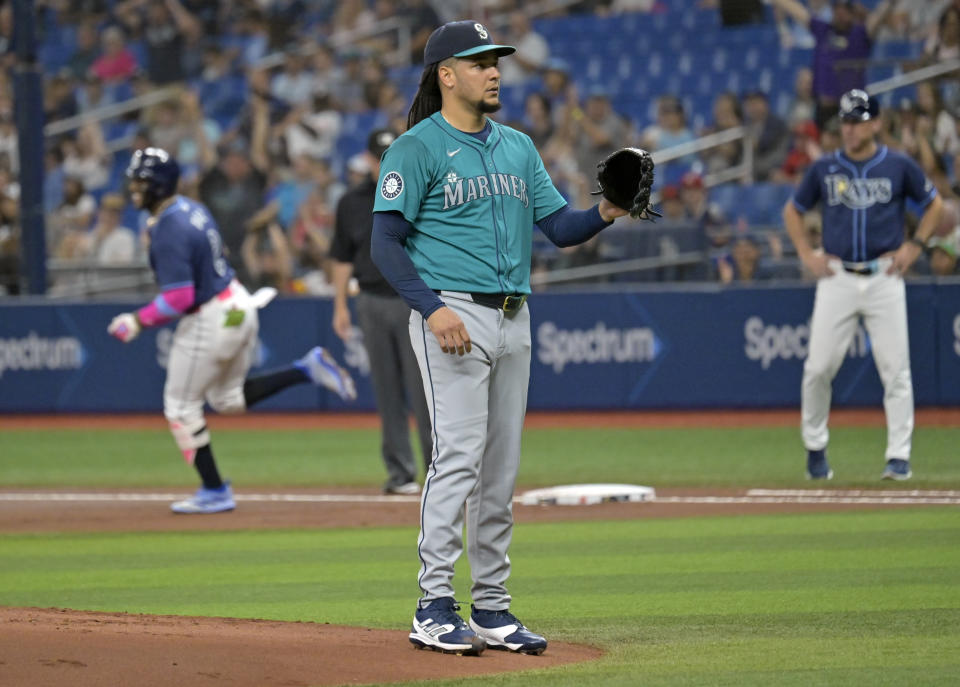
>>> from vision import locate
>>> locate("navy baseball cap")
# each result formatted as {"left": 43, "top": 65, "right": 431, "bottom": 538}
{"left": 423, "top": 21, "right": 515, "bottom": 65}
{"left": 839, "top": 89, "right": 879, "bottom": 122}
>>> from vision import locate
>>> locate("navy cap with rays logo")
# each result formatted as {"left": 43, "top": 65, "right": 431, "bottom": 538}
{"left": 839, "top": 89, "right": 880, "bottom": 123}
{"left": 423, "top": 20, "right": 516, "bottom": 65}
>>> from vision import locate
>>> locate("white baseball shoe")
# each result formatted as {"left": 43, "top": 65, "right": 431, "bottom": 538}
{"left": 469, "top": 606, "right": 547, "bottom": 655}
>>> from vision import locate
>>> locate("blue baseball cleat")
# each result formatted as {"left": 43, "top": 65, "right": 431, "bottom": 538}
{"left": 469, "top": 606, "right": 547, "bottom": 655}
{"left": 295, "top": 346, "right": 357, "bottom": 401}
{"left": 806, "top": 449, "right": 833, "bottom": 480}
{"left": 409, "top": 598, "right": 485, "bottom": 655}
{"left": 881, "top": 458, "right": 912, "bottom": 481}
{"left": 171, "top": 482, "right": 235, "bottom": 514}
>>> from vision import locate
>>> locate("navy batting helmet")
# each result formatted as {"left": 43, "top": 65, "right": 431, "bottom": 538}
{"left": 839, "top": 89, "right": 879, "bottom": 123}
{"left": 126, "top": 147, "right": 180, "bottom": 210}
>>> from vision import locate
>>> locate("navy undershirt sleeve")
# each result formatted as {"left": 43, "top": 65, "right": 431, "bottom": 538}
{"left": 537, "top": 204, "right": 612, "bottom": 247}
{"left": 370, "top": 210, "right": 446, "bottom": 318}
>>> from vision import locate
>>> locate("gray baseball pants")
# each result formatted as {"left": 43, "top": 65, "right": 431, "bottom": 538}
{"left": 409, "top": 292, "right": 531, "bottom": 610}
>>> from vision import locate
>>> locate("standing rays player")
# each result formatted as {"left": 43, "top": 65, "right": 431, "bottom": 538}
{"left": 783, "top": 90, "right": 942, "bottom": 482}
{"left": 108, "top": 148, "right": 356, "bottom": 514}
{"left": 370, "top": 21, "right": 637, "bottom": 655}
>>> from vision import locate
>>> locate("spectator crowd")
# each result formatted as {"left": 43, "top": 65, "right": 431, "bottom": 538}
{"left": 1, "top": 0, "right": 958, "bottom": 296}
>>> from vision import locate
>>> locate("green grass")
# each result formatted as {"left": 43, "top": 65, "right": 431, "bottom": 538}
{"left": 2, "top": 425, "right": 959, "bottom": 487}
{"left": 2, "top": 423, "right": 959, "bottom": 685}
{"left": 2, "top": 510, "right": 959, "bottom": 686}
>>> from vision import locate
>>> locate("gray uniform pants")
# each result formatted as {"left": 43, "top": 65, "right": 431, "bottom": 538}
{"left": 409, "top": 292, "right": 531, "bottom": 610}
{"left": 355, "top": 291, "right": 433, "bottom": 487}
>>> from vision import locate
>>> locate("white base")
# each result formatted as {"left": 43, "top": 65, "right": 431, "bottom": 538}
{"left": 518, "top": 483, "right": 655, "bottom": 506}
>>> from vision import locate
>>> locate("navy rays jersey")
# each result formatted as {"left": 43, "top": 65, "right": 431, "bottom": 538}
{"left": 372, "top": 111, "right": 566, "bottom": 294}
{"left": 791, "top": 146, "right": 937, "bottom": 262}
{"left": 149, "top": 196, "right": 234, "bottom": 308}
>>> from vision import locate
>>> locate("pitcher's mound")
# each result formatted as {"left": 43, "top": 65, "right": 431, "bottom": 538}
{"left": 1, "top": 607, "right": 603, "bottom": 687}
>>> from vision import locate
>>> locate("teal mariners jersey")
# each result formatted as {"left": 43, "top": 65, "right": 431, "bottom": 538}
{"left": 372, "top": 112, "right": 566, "bottom": 294}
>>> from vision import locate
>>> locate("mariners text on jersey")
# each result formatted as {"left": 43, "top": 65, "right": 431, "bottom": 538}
{"left": 442, "top": 172, "right": 529, "bottom": 210}
{"left": 372, "top": 111, "right": 566, "bottom": 294}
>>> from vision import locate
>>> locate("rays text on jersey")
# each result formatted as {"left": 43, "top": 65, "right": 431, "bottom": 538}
{"left": 824, "top": 174, "right": 892, "bottom": 209}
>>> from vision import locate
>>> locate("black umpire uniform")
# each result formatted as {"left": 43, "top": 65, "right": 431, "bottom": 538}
{"left": 330, "top": 129, "right": 433, "bottom": 493}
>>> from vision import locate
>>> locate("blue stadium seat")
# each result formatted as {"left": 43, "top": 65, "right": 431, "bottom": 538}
{"left": 708, "top": 183, "right": 745, "bottom": 219}
{"left": 875, "top": 40, "right": 922, "bottom": 60}
{"left": 39, "top": 23, "right": 77, "bottom": 72}
{"left": 110, "top": 81, "right": 134, "bottom": 102}
{"left": 340, "top": 111, "right": 380, "bottom": 138}
{"left": 689, "top": 51, "right": 717, "bottom": 77}
{"left": 108, "top": 151, "right": 132, "bottom": 191}
{"left": 539, "top": 11, "right": 921, "bottom": 165}
{"left": 121, "top": 204, "right": 145, "bottom": 233}
{"left": 335, "top": 132, "right": 367, "bottom": 165}
{"left": 127, "top": 40, "right": 147, "bottom": 72}
{"left": 598, "top": 224, "right": 654, "bottom": 262}
{"left": 498, "top": 85, "right": 526, "bottom": 116}
{"left": 742, "top": 183, "right": 794, "bottom": 226}
{"left": 102, "top": 119, "right": 136, "bottom": 143}
{"left": 39, "top": 41, "right": 76, "bottom": 73}
{"left": 710, "top": 47, "right": 730, "bottom": 74}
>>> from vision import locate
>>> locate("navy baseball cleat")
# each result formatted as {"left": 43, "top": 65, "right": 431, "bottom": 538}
{"left": 409, "top": 598, "right": 486, "bottom": 655}
{"left": 171, "top": 482, "right": 235, "bottom": 514}
{"left": 295, "top": 346, "right": 357, "bottom": 401}
{"left": 881, "top": 458, "right": 912, "bottom": 481}
{"left": 469, "top": 606, "right": 547, "bottom": 655}
{"left": 806, "top": 449, "right": 833, "bottom": 480}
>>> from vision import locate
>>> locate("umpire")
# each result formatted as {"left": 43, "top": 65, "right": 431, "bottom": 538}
{"left": 330, "top": 129, "right": 433, "bottom": 494}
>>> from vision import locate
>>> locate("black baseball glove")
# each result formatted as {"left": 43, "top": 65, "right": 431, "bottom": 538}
{"left": 590, "top": 147, "right": 662, "bottom": 221}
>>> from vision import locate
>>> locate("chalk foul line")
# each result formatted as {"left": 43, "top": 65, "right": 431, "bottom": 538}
{"left": 0, "top": 490, "right": 957, "bottom": 506}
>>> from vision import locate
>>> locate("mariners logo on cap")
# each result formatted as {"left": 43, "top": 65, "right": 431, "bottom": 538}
{"left": 423, "top": 20, "right": 516, "bottom": 64}
{"left": 381, "top": 171, "right": 403, "bottom": 200}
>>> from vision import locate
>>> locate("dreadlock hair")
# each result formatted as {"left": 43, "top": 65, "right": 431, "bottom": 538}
{"left": 407, "top": 61, "right": 443, "bottom": 130}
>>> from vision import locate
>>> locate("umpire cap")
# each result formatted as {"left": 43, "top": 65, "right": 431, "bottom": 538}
{"left": 423, "top": 21, "right": 515, "bottom": 64}
{"left": 367, "top": 129, "right": 397, "bottom": 158}
{"left": 839, "top": 89, "right": 879, "bottom": 123}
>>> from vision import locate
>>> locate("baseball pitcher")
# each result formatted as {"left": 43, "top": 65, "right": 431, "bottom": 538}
{"left": 370, "top": 21, "right": 657, "bottom": 656}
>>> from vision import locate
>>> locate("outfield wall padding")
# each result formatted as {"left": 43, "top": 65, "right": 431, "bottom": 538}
{"left": 1, "top": 282, "right": 958, "bottom": 412}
